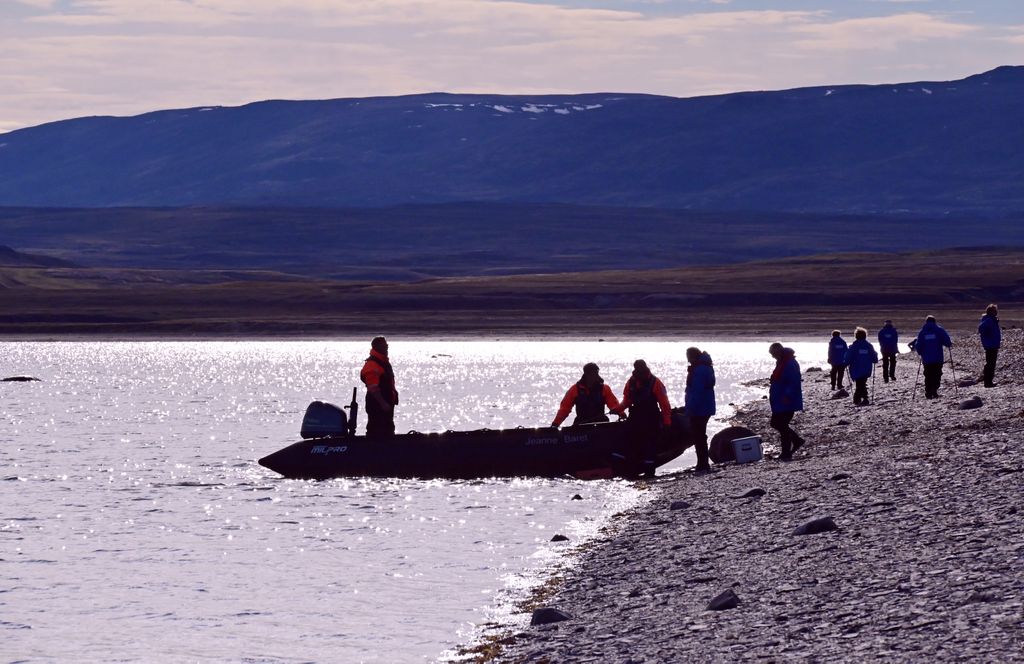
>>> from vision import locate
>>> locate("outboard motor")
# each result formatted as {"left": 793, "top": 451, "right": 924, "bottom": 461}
{"left": 300, "top": 400, "right": 348, "bottom": 439}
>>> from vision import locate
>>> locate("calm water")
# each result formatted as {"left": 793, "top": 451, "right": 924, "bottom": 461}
{"left": 1, "top": 340, "right": 818, "bottom": 662}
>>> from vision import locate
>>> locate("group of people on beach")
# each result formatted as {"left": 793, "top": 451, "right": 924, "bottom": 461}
{"left": 826, "top": 305, "right": 1003, "bottom": 403}
{"left": 356, "top": 305, "right": 1003, "bottom": 470}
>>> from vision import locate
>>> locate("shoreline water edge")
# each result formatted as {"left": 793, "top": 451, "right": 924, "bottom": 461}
{"left": 485, "top": 330, "right": 1024, "bottom": 662}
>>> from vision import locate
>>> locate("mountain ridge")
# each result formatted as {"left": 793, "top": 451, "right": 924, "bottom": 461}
{"left": 0, "top": 66, "right": 1021, "bottom": 213}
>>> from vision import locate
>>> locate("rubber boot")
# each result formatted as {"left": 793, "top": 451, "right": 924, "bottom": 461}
{"left": 694, "top": 438, "right": 711, "bottom": 473}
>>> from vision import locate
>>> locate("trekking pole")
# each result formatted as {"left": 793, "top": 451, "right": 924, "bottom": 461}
{"left": 871, "top": 367, "right": 876, "bottom": 404}
{"left": 949, "top": 347, "right": 959, "bottom": 397}
{"left": 911, "top": 356, "right": 922, "bottom": 402}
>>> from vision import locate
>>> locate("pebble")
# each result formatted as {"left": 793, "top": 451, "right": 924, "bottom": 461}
{"left": 959, "top": 396, "right": 984, "bottom": 410}
{"left": 669, "top": 501, "right": 690, "bottom": 511}
{"left": 735, "top": 488, "right": 766, "bottom": 499}
{"left": 793, "top": 517, "right": 839, "bottom": 536}
{"left": 707, "top": 589, "right": 741, "bottom": 611}
{"left": 551, "top": 534, "right": 570, "bottom": 542}
{"left": 530, "top": 608, "right": 572, "bottom": 626}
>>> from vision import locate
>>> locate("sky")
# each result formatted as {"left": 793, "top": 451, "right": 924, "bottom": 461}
{"left": 1, "top": 0, "right": 1022, "bottom": 133}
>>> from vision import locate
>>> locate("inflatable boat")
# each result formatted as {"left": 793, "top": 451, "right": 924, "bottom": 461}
{"left": 258, "top": 391, "right": 694, "bottom": 480}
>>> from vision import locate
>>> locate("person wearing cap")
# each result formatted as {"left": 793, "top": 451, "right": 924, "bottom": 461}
{"left": 684, "top": 347, "right": 715, "bottom": 473}
{"left": 551, "top": 363, "right": 621, "bottom": 427}
{"left": 877, "top": 320, "right": 899, "bottom": 382}
{"left": 360, "top": 336, "right": 399, "bottom": 438}
{"left": 978, "top": 304, "right": 1001, "bottom": 388}
{"left": 827, "top": 330, "right": 848, "bottom": 391}
{"left": 845, "top": 327, "right": 879, "bottom": 406}
{"left": 769, "top": 342, "right": 804, "bottom": 461}
{"left": 914, "top": 316, "right": 953, "bottom": 399}
{"left": 611, "top": 360, "right": 673, "bottom": 477}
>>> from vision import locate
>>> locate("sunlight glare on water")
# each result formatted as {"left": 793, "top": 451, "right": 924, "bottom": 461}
{"left": 0, "top": 339, "right": 818, "bottom": 661}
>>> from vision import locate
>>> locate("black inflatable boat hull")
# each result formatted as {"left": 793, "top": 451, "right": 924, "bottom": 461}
{"left": 258, "top": 418, "right": 692, "bottom": 480}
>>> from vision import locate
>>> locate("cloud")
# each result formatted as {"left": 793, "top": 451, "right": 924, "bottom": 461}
{"left": 1, "top": 1, "right": 1019, "bottom": 131}
{"left": 790, "top": 12, "right": 979, "bottom": 51}
{"left": 13, "top": 0, "right": 59, "bottom": 8}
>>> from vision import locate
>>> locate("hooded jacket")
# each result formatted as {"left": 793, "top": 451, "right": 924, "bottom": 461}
{"left": 684, "top": 352, "right": 716, "bottom": 418}
{"left": 979, "top": 314, "right": 1001, "bottom": 350}
{"left": 827, "top": 337, "right": 848, "bottom": 366}
{"left": 845, "top": 339, "right": 879, "bottom": 380}
{"left": 877, "top": 324, "right": 899, "bottom": 355}
{"left": 769, "top": 348, "right": 803, "bottom": 413}
{"left": 915, "top": 321, "right": 953, "bottom": 364}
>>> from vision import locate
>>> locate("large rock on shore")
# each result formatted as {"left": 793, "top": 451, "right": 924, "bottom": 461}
{"left": 706, "top": 589, "right": 740, "bottom": 611}
{"left": 959, "top": 396, "right": 983, "bottom": 410}
{"left": 793, "top": 516, "right": 839, "bottom": 536}
{"left": 530, "top": 608, "right": 571, "bottom": 626}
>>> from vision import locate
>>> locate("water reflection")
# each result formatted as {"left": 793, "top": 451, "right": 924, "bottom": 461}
{"left": 0, "top": 339, "right": 819, "bottom": 661}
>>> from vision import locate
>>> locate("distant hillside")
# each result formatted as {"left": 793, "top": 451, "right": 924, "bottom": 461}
{"left": 0, "top": 248, "right": 1020, "bottom": 336}
{"left": 1, "top": 204, "right": 1021, "bottom": 279}
{"left": 0, "top": 245, "right": 77, "bottom": 268}
{"left": 0, "top": 67, "right": 1022, "bottom": 214}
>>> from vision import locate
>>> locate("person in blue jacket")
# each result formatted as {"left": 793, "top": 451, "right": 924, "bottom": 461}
{"left": 915, "top": 315, "right": 953, "bottom": 399}
{"left": 845, "top": 327, "right": 879, "bottom": 406}
{"left": 827, "top": 330, "right": 848, "bottom": 390}
{"left": 768, "top": 342, "right": 804, "bottom": 461}
{"left": 877, "top": 320, "right": 899, "bottom": 382}
{"left": 684, "top": 347, "right": 715, "bottom": 473}
{"left": 978, "top": 304, "right": 1001, "bottom": 388}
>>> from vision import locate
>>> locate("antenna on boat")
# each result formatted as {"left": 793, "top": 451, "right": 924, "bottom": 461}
{"left": 346, "top": 387, "right": 358, "bottom": 437}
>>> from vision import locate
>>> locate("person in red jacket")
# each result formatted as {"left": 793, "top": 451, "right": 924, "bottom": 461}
{"left": 612, "top": 359, "right": 672, "bottom": 477}
{"left": 551, "top": 362, "right": 621, "bottom": 427}
{"left": 360, "top": 336, "right": 399, "bottom": 438}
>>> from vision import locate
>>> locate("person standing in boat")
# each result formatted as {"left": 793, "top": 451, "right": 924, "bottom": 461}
{"left": 844, "top": 327, "right": 879, "bottom": 406}
{"left": 360, "top": 336, "right": 399, "bottom": 438}
{"left": 769, "top": 342, "right": 805, "bottom": 461}
{"left": 684, "top": 347, "right": 714, "bottom": 474}
{"left": 611, "top": 360, "right": 673, "bottom": 478}
{"left": 827, "top": 330, "right": 848, "bottom": 390}
{"left": 877, "top": 320, "right": 899, "bottom": 382}
{"left": 551, "top": 362, "right": 621, "bottom": 427}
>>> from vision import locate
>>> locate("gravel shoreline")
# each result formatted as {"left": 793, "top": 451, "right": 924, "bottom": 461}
{"left": 495, "top": 330, "right": 1024, "bottom": 662}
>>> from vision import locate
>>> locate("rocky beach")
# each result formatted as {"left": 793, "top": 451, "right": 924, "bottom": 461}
{"left": 494, "top": 329, "right": 1024, "bottom": 662}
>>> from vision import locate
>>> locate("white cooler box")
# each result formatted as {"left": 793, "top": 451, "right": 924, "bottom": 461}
{"left": 732, "top": 435, "right": 763, "bottom": 464}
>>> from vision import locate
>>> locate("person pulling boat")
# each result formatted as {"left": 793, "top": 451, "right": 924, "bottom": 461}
{"left": 611, "top": 360, "right": 673, "bottom": 478}
{"left": 551, "top": 362, "right": 622, "bottom": 427}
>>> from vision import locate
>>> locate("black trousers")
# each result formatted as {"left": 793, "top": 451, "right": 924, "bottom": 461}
{"left": 853, "top": 377, "right": 869, "bottom": 404}
{"left": 770, "top": 411, "right": 800, "bottom": 456}
{"left": 881, "top": 353, "right": 897, "bottom": 381}
{"left": 829, "top": 364, "right": 846, "bottom": 389}
{"left": 626, "top": 411, "right": 661, "bottom": 473}
{"left": 923, "top": 363, "right": 943, "bottom": 398}
{"left": 365, "top": 397, "right": 395, "bottom": 438}
{"left": 688, "top": 414, "right": 711, "bottom": 469}
{"left": 983, "top": 348, "right": 999, "bottom": 386}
